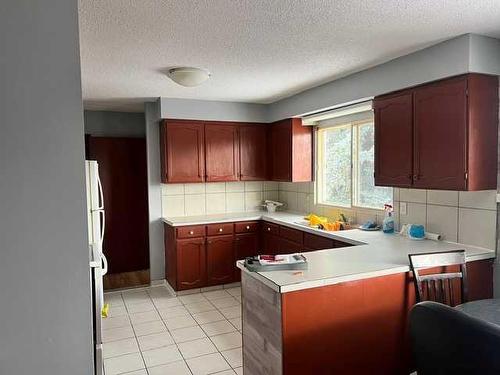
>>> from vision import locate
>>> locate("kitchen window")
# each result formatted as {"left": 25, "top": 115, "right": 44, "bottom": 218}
{"left": 316, "top": 117, "right": 392, "bottom": 210}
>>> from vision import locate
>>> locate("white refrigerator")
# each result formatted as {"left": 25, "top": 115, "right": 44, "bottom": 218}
{"left": 86, "top": 160, "right": 107, "bottom": 375}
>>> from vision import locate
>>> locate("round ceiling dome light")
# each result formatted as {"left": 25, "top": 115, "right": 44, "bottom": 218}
{"left": 167, "top": 67, "right": 211, "bottom": 87}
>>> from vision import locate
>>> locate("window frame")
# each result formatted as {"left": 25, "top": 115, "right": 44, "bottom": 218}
{"left": 314, "top": 118, "right": 392, "bottom": 211}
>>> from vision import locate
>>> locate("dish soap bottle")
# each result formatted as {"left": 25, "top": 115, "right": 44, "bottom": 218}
{"left": 382, "top": 204, "right": 394, "bottom": 233}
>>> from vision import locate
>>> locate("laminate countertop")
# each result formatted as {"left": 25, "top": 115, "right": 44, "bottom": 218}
{"left": 162, "top": 211, "right": 496, "bottom": 293}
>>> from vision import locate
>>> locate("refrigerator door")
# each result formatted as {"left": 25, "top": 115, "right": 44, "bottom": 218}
{"left": 90, "top": 262, "right": 104, "bottom": 375}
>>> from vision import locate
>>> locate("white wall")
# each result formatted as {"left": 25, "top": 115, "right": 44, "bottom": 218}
{"left": 0, "top": 1, "right": 92, "bottom": 374}
{"left": 161, "top": 181, "right": 278, "bottom": 217}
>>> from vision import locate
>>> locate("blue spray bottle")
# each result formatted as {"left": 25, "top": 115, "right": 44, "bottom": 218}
{"left": 382, "top": 204, "right": 395, "bottom": 234}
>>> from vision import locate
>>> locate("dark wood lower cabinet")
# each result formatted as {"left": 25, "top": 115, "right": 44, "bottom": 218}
{"left": 206, "top": 235, "right": 236, "bottom": 286}
{"left": 165, "top": 221, "right": 357, "bottom": 291}
{"left": 176, "top": 237, "right": 207, "bottom": 290}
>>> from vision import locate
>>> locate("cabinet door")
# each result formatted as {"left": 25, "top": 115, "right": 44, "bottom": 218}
{"left": 373, "top": 92, "right": 413, "bottom": 187}
{"left": 205, "top": 123, "right": 239, "bottom": 182}
{"left": 235, "top": 232, "right": 259, "bottom": 260}
{"left": 206, "top": 235, "right": 235, "bottom": 286}
{"left": 234, "top": 232, "right": 259, "bottom": 281}
{"left": 239, "top": 124, "right": 268, "bottom": 180}
{"left": 413, "top": 78, "right": 467, "bottom": 190}
{"left": 176, "top": 238, "right": 206, "bottom": 290}
{"left": 262, "top": 233, "right": 281, "bottom": 255}
{"left": 278, "top": 237, "right": 304, "bottom": 254}
{"left": 271, "top": 121, "right": 292, "bottom": 181}
{"left": 163, "top": 121, "right": 205, "bottom": 183}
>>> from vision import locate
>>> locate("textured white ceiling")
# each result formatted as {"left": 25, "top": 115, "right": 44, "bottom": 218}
{"left": 79, "top": 0, "right": 500, "bottom": 112}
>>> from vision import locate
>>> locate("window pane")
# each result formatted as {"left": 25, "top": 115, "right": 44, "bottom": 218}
{"left": 321, "top": 126, "right": 351, "bottom": 207}
{"left": 355, "top": 122, "right": 392, "bottom": 208}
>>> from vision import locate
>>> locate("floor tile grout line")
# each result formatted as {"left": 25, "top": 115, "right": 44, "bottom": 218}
{"left": 120, "top": 291, "right": 149, "bottom": 375}
{"left": 106, "top": 285, "right": 242, "bottom": 373}
{"left": 146, "top": 289, "right": 195, "bottom": 375}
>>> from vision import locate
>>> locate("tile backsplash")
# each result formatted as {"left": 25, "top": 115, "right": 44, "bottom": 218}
{"left": 161, "top": 181, "right": 278, "bottom": 217}
{"left": 277, "top": 182, "right": 497, "bottom": 250}
{"left": 395, "top": 188, "right": 497, "bottom": 250}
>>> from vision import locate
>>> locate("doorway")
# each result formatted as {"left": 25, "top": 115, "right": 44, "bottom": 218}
{"left": 87, "top": 136, "right": 150, "bottom": 290}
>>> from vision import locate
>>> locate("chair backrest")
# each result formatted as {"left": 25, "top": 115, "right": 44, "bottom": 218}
{"left": 408, "top": 250, "right": 467, "bottom": 306}
{"left": 410, "top": 301, "right": 500, "bottom": 374}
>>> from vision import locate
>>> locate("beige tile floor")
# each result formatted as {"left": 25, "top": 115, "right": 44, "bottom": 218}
{"left": 103, "top": 285, "right": 243, "bottom": 375}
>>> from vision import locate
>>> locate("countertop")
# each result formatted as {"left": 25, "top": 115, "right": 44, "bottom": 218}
{"left": 162, "top": 211, "right": 496, "bottom": 293}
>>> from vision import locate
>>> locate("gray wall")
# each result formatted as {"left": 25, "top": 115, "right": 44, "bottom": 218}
{"left": 267, "top": 34, "right": 473, "bottom": 121}
{"left": 0, "top": 1, "right": 92, "bottom": 374}
{"left": 145, "top": 101, "right": 165, "bottom": 281}
{"left": 84, "top": 110, "right": 146, "bottom": 137}
{"left": 160, "top": 97, "right": 268, "bottom": 122}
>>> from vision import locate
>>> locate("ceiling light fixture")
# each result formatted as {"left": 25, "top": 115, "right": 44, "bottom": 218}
{"left": 167, "top": 67, "right": 211, "bottom": 87}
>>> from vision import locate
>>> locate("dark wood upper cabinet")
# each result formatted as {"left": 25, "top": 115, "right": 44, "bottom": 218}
{"left": 270, "top": 118, "right": 312, "bottom": 182}
{"left": 206, "top": 234, "right": 235, "bottom": 286}
{"left": 374, "top": 92, "right": 413, "bottom": 187}
{"left": 161, "top": 120, "right": 205, "bottom": 183}
{"left": 205, "top": 123, "right": 239, "bottom": 182}
{"left": 176, "top": 237, "right": 206, "bottom": 290}
{"left": 374, "top": 74, "right": 498, "bottom": 191}
{"left": 239, "top": 124, "right": 268, "bottom": 180}
{"left": 413, "top": 77, "right": 468, "bottom": 190}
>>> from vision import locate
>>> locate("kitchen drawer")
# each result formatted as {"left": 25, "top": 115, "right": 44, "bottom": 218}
{"left": 303, "top": 233, "right": 335, "bottom": 250}
{"left": 279, "top": 226, "right": 303, "bottom": 244}
{"left": 207, "top": 223, "right": 234, "bottom": 236}
{"left": 235, "top": 221, "right": 259, "bottom": 233}
{"left": 177, "top": 225, "right": 205, "bottom": 239}
{"left": 262, "top": 222, "right": 279, "bottom": 235}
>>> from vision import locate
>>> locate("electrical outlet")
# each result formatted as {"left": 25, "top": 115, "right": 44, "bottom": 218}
{"left": 400, "top": 202, "right": 407, "bottom": 216}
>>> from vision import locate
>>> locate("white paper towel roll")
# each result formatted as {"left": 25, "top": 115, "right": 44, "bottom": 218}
{"left": 425, "top": 232, "right": 442, "bottom": 241}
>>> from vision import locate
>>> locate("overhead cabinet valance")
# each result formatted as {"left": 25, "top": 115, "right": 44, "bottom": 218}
{"left": 374, "top": 73, "right": 498, "bottom": 191}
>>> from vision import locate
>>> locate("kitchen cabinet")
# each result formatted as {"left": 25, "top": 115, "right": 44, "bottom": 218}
{"left": 239, "top": 124, "right": 268, "bottom": 180}
{"left": 165, "top": 220, "right": 356, "bottom": 290}
{"left": 374, "top": 92, "right": 413, "bottom": 187}
{"left": 374, "top": 74, "right": 498, "bottom": 191}
{"left": 205, "top": 123, "right": 239, "bottom": 182}
{"left": 270, "top": 118, "right": 312, "bottom": 182}
{"left": 160, "top": 120, "right": 205, "bottom": 183}
{"left": 206, "top": 234, "right": 236, "bottom": 286}
{"left": 176, "top": 237, "right": 207, "bottom": 290}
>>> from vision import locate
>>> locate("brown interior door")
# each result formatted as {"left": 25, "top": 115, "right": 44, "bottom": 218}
{"left": 239, "top": 124, "right": 268, "bottom": 180}
{"left": 165, "top": 121, "right": 205, "bottom": 183}
{"left": 413, "top": 77, "right": 468, "bottom": 190}
{"left": 271, "top": 121, "right": 292, "bottom": 181}
{"left": 374, "top": 92, "right": 413, "bottom": 187}
{"left": 176, "top": 238, "right": 207, "bottom": 290}
{"left": 205, "top": 123, "right": 239, "bottom": 182}
{"left": 87, "top": 136, "right": 149, "bottom": 274}
{"left": 206, "top": 235, "right": 235, "bottom": 285}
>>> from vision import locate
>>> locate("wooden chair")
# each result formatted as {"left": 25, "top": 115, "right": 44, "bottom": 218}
{"left": 408, "top": 250, "right": 468, "bottom": 306}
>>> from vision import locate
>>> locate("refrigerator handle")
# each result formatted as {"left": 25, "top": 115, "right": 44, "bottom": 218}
{"left": 99, "top": 210, "right": 105, "bottom": 245}
{"left": 97, "top": 173, "right": 104, "bottom": 210}
{"left": 101, "top": 253, "right": 108, "bottom": 275}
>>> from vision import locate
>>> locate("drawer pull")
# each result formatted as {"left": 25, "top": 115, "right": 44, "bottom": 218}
{"left": 267, "top": 227, "right": 271, "bottom": 231}
{"left": 189, "top": 230, "right": 194, "bottom": 235}
{"left": 218, "top": 228, "right": 223, "bottom": 232}
{"left": 246, "top": 225, "right": 250, "bottom": 230}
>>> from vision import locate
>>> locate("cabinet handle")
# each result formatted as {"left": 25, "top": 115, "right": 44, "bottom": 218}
{"left": 267, "top": 227, "right": 271, "bottom": 231}
{"left": 218, "top": 228, "right": 223, "bottom": 232}
{"left": 246, "top": 225, "right": 250, "bottom": 230}
{"left": 189, "top": 230, "right": 194, "bottom": 235}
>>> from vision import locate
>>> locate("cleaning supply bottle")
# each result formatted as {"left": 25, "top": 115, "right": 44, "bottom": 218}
{"left": 382, "top": 204, "right": 395, "bottom": 233}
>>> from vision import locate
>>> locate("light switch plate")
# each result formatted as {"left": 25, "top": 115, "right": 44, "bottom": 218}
{"left": 400, "top": 202, "right": 407, "bottom": 216}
